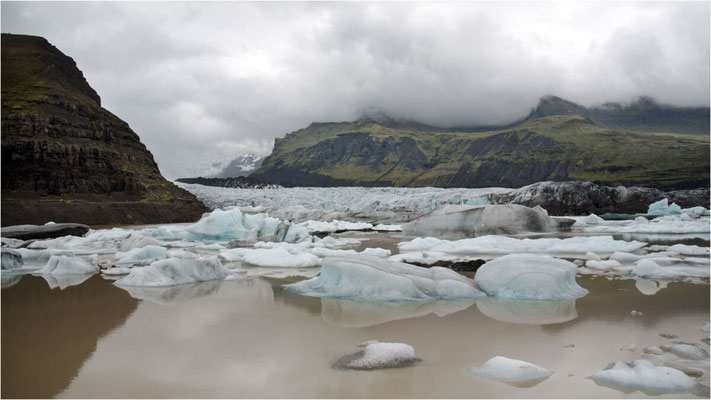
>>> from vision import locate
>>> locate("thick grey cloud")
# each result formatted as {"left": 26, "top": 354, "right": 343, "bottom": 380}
{"left": 2, "top": 2, "right": 709, "bottom": 179}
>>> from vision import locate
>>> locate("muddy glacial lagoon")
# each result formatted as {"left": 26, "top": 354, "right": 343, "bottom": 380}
{"left": 2, "top": 186, "right": 709, "bottom": 398}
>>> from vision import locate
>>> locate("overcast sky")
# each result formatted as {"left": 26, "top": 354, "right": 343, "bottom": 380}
{"left": 2, "top": 2, "right": 709, "bottom": 179}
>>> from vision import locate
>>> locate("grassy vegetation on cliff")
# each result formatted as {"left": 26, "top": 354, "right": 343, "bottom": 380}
{"left": 253, "top": 115, "right": 709, "bottom": 190}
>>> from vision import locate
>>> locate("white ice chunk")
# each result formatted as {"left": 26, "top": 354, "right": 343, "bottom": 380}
{"left": 474, "top": 254, "right": 589, "bottom": 301}
{"left": 36, "top": 255, "right": 99, "bottom": 275}
{"left": 467, "top": 356, "right": 553, "bottom": 384}
{"left": 114, "top": 256, "right": 230, "bottom": 287}
{"left": 586, "top": 251, "right": 601, "bottom": 261}
{"left": 115, "top": 245, "right": 167, "bottom": 264}
{"left": 298, "top": 220, "right": 373, "bottom": 233}
{"left": 643, "top": 346, "right": 664, "bottom": 355}
{"left": 285, "top": 255, "right": 485, "bottom": 301}
{"left": 588, "top": 360, "right": 697, "bottom": 394}
{"left": 667, "top": 244, "right": 709, "bottom": 256}
{"left": 360, "top": 248, "right": 392, "bottom": 258}
{"left": 373, "top": 224, "right": 402, "bottom": 232}
{"left": 648, "top": 198, "right": 682, "bottom": 215}
{"left": 621, "top": 343, "right": 638, "bottom": 352}
{"left": 660, "top": 344, "right": 709, "bottom": 360}
{"left": 398, "top": 235, "right": 646, "bottom": 257}
{"left": 242, "top": 247, "right": 320, "bottom": 268}
{"left": 346, "top": 342, "right": 416, "bottom": 370}
{"left": 102, "top": 267, "right": 132, "bottom": 276}
{"left": 586, "top": 259, "right": 622, "bottom": 271}
{"left": 586, "top": 214, "right": 605, "bottom": 224}
{"left": 610, "top": 252, "right": 642, "bottom": 263}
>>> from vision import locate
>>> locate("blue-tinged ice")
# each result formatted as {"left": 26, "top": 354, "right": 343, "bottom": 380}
{"left": 660, "top": 344, "right": 709, "bottom": 360}
{"left": 588, "top": 360, "right": 697, "bottom": 394}
{"left": 184, "top": 208, "right": 307, "bottom": 243}
{"left": 115, "top": 245, "right": 167, "bottom": 265}
{"left": 284, "top": 255, "right": 485, "bottom": 301}
{"left": 648, "top": 199, "right": 682, "bottom": 215}
{"left": 114, "top": 256, "right": 230, "bottom": 287}
{"left": 36, "top": 255, "right": 99, "bottom": 275}
{"left": 474, "top": 254, "right": 588, "bottom": 300}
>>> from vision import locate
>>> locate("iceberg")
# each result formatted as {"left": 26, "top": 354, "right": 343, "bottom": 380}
{"left": 467, "top": 356, "right": 553, "bottom": 385}
{"left": 647, "top": 198, "right": 682, "bottom": 215}
{"left": 242, "top": 247, "right": 320, "bottom": 268}
{"left": 1, "top": 248, "right": 23, "bottom": 270}
{"left": 114, "top": 256, "right": 230, "bottom": 287}
{"left": 403, "top": 204, "right": 558, "bottom": 239}
{"left": 476, "top": 297, "right": 578, "bottom": 325}
{"left": 115, "top": 245, "right": 167, "bottom": 265}
{"left": 338, "top": 341, "right": 417, "bottom": 370}
{"left": 588, "top": 360, "right": 697, "bottom": 394}
{"left": 474, "top": 254, "right": 589, "bottom": 300}
{"left": 285, "top": 255, "right": 485, "bottom": 301}
{"left": 36, "top": 255, "right": 99, "bottom": 275}
{"left": 585, "top": 214, "right": 710, "bottom": 234}
{"left": 184, "top": 208, "right": 308, "bottom": 243}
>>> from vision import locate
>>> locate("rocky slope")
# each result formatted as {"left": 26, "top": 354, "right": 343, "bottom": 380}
{"left": 252, "top": 111, "right": 709, "bottom": 190}
{"left": 1, "top": 34, "right": 208, "bottom": 226}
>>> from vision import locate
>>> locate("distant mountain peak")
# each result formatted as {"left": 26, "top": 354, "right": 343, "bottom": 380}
{"left": 214, "top": 152, "right": 264, "bottom": 178}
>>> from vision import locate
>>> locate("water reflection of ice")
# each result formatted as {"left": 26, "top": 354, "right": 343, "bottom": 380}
{"left": 476, "top": 297, "right": 578, "bottom": 325}
{"left": 119, "top": 278, "right": 274, "bottom": 305}
{"left": 1, "top": 274, "right": 22, "bottom": 289}
{"left": 36, "top": 273, "right": 93, "bottom": 290}
{"left": 320, "top": 298, "right": 475, "bottom": 328}
{"left": 634, "top": 278, "right": 668, "bottom": 296}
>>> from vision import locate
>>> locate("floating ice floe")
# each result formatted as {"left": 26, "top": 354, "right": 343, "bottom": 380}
{"left": 36, "top": 255, "right": 99, "bottom": 275}
{"left": 476, "top": 297, "right": 579, "bottom": 325}
{"left": 285, "top": 255, "right": 485, "bottom": 301}
{"left": 373, "top": 224, "right": 402, "bottom": 232}
{"left": 397, "top": 235, "right": 646, "bottom": 258}
{"left": 114, "top": 256, "right": 230, "bottom": 287}
{"left": 667, "top": 244, "right": 710, "bottom": 256}
{"left": 320, "top": 298, "right": 474, "bottom": 328}
{"left": 115, "top": 245, "right": 167, "bottom": 265}
{"left": 340, "top": 341, "right": 417, "bottom": 370}
{"left": 588, "top": 360, "right": 697, "bottom": 394}
{"left": 586, "top": 214, "right": 605, "bottom": 224}
{"left": 467, "top": 356, "right": 553, "bottom": 385}
{"left": 660, "top": 344, "right": 709, "bottom": 360}
{"left": 298, "top": 220, "right": 373, "bottom": 233}
{"left": 242, "top": 247, "right": 320, "bottom": 268}
{"left": 28, "top": 229, "right": 161, "bottom": 254}
{"left": 184, "top": 208, "right": 309, "bottom": 243}
{"left": 584, "top": 214, "right": 710, "bottom": 235}
{"left": 1, "top": 248, "right": 23, "bottom": 270}
{"left": 473, "top": 254, "right": 589, "bottom": 301}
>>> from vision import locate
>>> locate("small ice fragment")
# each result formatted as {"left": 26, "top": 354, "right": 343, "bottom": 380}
{"left": 643, "top": 346, "right": 664, "bottom": 355}
{"left": 588, "top": 360, "right": 697, "bottom": 394}
{"left": 634, "top": 259, "right": 662, "bottom": 277}
{"left": 648, "top": 199, "right": 682, "bottom": 215}
{"left": 610, "top": 252, "right": 642, "bottom": 263}
{"left": 659, "top": 333, "right": 678, "bottom": 339}
{"left": 660, "top": 344, "right": 709, "bottom": 360}
{"left": 360, "top": 248, "right": 392, "bottom": 258}
{"left": 630, "top": 310, "right": 643, "bottom": 317}
{"left": 586, "top": 251, "right": 601, "bottom": 261}
{"left": 242, "top": 247, "right": 319, "bottom": 268}
{"left": 586, "top": 214, "right": 605, "bottom": 224}
{"left": 467, "top": 356, "right": 553, "bottom": 384}
{"left": 345, "top": 342, "right": 416, "bottom": 370}
{"left": 621, "top": 343, "right": 638, "bottom": 352}
{"left": 586, "top": 259, "right": 621, "bottom": 271}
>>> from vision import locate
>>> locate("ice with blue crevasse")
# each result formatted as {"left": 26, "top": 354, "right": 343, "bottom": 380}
{"left": 344, "top": 341, "right": 417, "bottom": 370}
{"left": 588, "top": 360, "right": 698, "bottom": 394}
{"left": 114, "top": 256, "right": 231, "bottom": 287}
{"left": 284, "top": 255, "right": 485, "bottom": 301}
{"left": 467, "top": 356, "right": 553, "bottom": 384}
{"left": 474, "top": 254, "right": 589, "bottom": 300}
{"left": 35, "top": 255, "right": 99, "bottom": 275}
{"left": 183, "top": 207, "right": 309, "bottom": 243}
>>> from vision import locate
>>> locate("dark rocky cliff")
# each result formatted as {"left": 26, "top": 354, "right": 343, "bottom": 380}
{"left": 1, "top": 34, "right": 208, "bottom": 226}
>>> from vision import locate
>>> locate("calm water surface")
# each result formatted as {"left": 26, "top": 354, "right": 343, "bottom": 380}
{"left": 2, "top": 270, "right": 709, "bottom": 398}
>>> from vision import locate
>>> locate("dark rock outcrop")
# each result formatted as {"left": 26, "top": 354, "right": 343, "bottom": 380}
{"left": 1, "top": 34, "right": 208, "bottom": 226}
{"left": 1, "top": 223, "right": 89, "bottom": 240}
{"left": 487, "top": 181, "right": 710, "bottom": 216}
